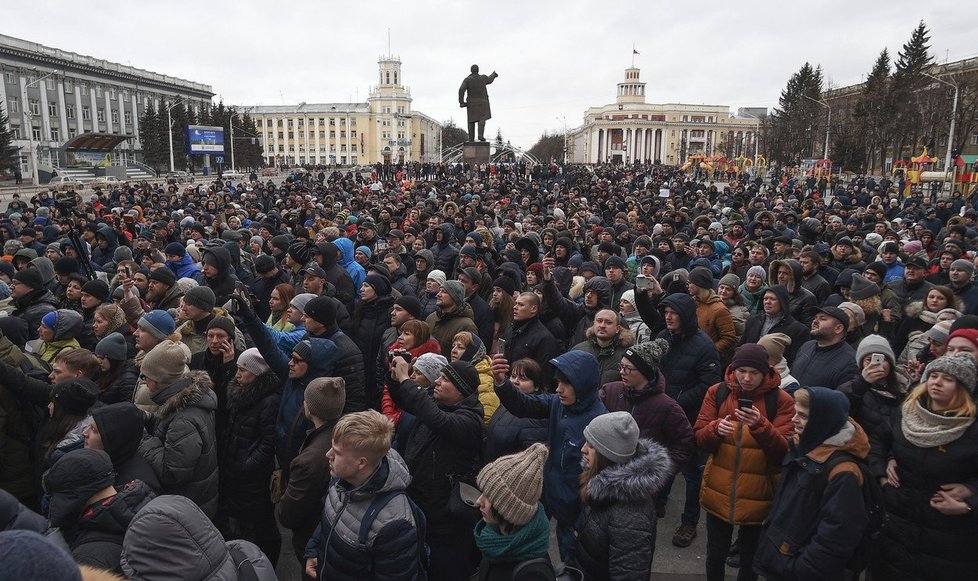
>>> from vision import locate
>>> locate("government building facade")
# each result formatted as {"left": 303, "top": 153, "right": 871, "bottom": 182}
{"left": 568, "top": 66, "right": 760, "bottom": 165}
{"left": 243, "top": 55, "right": 442, "bottom": 167}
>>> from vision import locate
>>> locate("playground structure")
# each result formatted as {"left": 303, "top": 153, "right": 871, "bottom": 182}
{"left": 681, "top": 154, "right": 768, "bottom": 178}
{"left": 891, "top": 146, "right": 978, "bottom": 195}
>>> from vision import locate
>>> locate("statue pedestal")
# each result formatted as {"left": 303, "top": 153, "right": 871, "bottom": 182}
{"left": 462, "top": 141, "right": 491, "bottom": 165}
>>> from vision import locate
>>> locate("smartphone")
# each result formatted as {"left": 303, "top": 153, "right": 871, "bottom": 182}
{"left": 870, "top": 353, "right": 885, "bottom": 366}
{"left": 497, "top": 339, "right": 506, "bottom": 355}
{"left": 738, "top": 398, "right": 753, "bottom": 410}
{"left": 635, "top": 275, "right": 652, "bottom": 291}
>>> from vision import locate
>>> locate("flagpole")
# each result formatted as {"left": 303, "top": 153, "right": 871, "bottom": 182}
{"left": 631, "top": 43, "right": 635, "bottom": 67}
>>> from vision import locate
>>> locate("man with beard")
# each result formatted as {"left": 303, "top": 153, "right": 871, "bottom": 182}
{"left": 144, "top": 267, "right": 184, "bottom": 311}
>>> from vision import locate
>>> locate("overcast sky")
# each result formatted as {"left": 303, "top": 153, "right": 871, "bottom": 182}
{"left": 5, "top": 0, "right": 977, "bottom": 149}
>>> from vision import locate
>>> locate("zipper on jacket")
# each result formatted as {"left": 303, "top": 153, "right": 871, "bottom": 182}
{"left": 729, "top": 420, "right": 744, "bottom": 523}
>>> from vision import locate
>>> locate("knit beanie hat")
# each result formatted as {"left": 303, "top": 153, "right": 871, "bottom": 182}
{"left": 12, "top": 268, "right": 43, "bottom": 290}
{"left": 236, "top": 347, "right": 270, "bottom": 376}
{"left": 688, "top": 266, "right": 713, "bottom": 289}
{"left": 747, "top": 265, "right": 766, "bottom": 280}
{"left": 441, "top": 280, "right": 466, "bottom": 307}
{"left": 140, "top": 340, "right": 191, "bottom": 385}
{"left": 50, "top": 378, "right": 99, "bottom": 416}
{"left": 604, "top": 256, "right": 627, "bottom": 271}
{"left": 41, "top": 310, "right": 58, "bottom": 330}
{"left": 355, "top": 246, "right": 372, "bottom": 260}
{"left": 290, "top": 293, "right": 317, "bottom": 314}
{"left": 757, "top": 333, "right": 791, "bottom": 365}
{"left": 620, "top": 289, "right": 636, "bottom": 306}
{"left": 441, "top": 360, "right": 479, "bottom": 397}
{"left": 925, "top": 352, "right": 978, "bottom": 393}
{"left": 623, "top": 338, "right": 670, "bottom": 380}
{"left": 138, "top": 310, "right": 176, "bottom": 342}
{"left": 364, "top": 272, "right": 392, "bottom": 296}
{"left": 729, "top": 343, "right": 771, "bottom": 375}
{"left": 476, "top": 443, "right": 549, "bottom": 526}
{"left": 183, "top": 286, "right": 216, "bottom": 312}
{"left": 426, "top": 269, "right": 447, "bottom": 287}
{"left": 304, "top": 377, "right": 346, "bottom": 420}
{"left": 855, "top": 334, "right": 895, "bottom": 366}
{"left": 583, "top": 411, "right": 640, "bottom": 464}
{"left": 0, "top": 530, "right": 81, "bottom": 581}
{"left": 951, "top": 258, "right": 975, "bottom": 275}
{"left": 81, "top": 279, "right": 110, "bottom": 302}
{"left": 863, "top": 262, "right": 886, "bottom": 282}
{"left": 849, "top": 273, "right": 879, "bottom": 300}
{"left": 414, "top": 353, "right": 448, "bottom": 384}
{"left": 292, "top": 340, "right": 314, "bottom": 362}
{"left": 206, "top": 316, "right": 235, "bottom": 338}
{"left": 303, "top": 296, "right": 337, "bottom": 327}
{"left": 718, "top": 273, "right": 741, "bottom": 291}
{"left": 493, "top": 276, "right": 517, "bottom": 296}
{"left": 288, "top": 241, "right": 315, "bottom": 265}
{"left": 164, "top": 242, "right": 186, "bottom": 258}
{"left": 924, "top": 320, "right": 954, "bottom": 345}
{"left": 838, "top": 301, "right": 866, "bottom": 326}
{"left": 148, "top": 266, "right": 177, "bottom": 287}
{"left": 394, "top": 295, "right": 422, "bottom": 319}
{"left": 95, "top": 332, "right": 128, "bottom": 361}
{"left": 54, "top": 256, "right": 79, "bottom": 276}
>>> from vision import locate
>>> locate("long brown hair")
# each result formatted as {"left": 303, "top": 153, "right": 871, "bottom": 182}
{"left": 579, "top": 448, "right": 613, "bottom": 505}
{"left": 490, "top": 290, "right": 515, "bottom": 341}
{"left": 272, "top": 283, "right": 295, "bottom": 328}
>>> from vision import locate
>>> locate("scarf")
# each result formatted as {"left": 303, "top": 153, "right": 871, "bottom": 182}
{"left": 473, "top": 503, "right": 550, "bottom": 563}
{"left": 901, "top": 400, "right": 975, "bottom": 448}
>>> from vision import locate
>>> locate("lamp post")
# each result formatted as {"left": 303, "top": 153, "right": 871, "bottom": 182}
{"left": 922, "top": 71, "right": 959, "bottom": 184}
{"left": 165, "top": 96, "right": 187, "bottom": 173}
{"left": 23, "top": 69, "right": 61, "bottom": 186}
{"left": 556, "top": 116, "right": 567, "bottom": 165}
{"left": 800, "top": 94, "right": 831, "bottom": 160}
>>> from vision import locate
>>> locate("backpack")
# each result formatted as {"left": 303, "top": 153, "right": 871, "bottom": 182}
{"left": 823, "top": 451, "right": 887, "bottom": 574}
{"left": 714, "top": 382, "right": 780, "bottom": 422}
{"left": 359, "top": 489, "right": 430, "bottom": 580}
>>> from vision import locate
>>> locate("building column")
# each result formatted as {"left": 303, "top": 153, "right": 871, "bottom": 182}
{"left": 38, "top": 84, "right": 51, "bottom": 142}
{"left": 131, "top": 93, "right": 140, "bottom": 147}
{"left": 90, "top": 90, "right": 99, "bottom": 133}
{"left": 314, "top": 117, "right": 321, "bottom": 164}
{"left": 74, "top": 85, "right": 84, "bottom": 133}
{"left": 118, "top": 92, "right": 126, "bottom": 136}
{"left": 104, "top": 91, "right": 113, "bottom": 134}
{"left": 56, "top": 81, "right": 68, "bottom": 141}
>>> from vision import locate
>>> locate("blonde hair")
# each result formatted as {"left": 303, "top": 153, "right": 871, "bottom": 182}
{"left": 331, "top": 410, "right": 393, "bottom": 463}
{"left": 793, "top": 388, "right": 810, "bottom": 409}
{"left": 903, "top": 381, "right": 977, "bottom": 419}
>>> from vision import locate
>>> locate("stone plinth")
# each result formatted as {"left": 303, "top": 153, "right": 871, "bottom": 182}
{"left": 462, "top": 141, "right": 490, "bottom": 165}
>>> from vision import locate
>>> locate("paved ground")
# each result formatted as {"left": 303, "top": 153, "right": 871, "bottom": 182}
{"left": 273, "top": 473, "right": 736, "bottom": 580}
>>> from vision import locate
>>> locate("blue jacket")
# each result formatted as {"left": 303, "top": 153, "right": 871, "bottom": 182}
{"left": 334, "top": 237, "right": 366, "bottom": 290}
{"left": 166, "top": 254, "right": 204, "bottom": 283}
{"left": 91, "top": 226, "right": 118, "bottom": 266}
{"left": 264, "top": 322, "right": 306, "bottom": 354}
{"left": 493, "top": 350, "right": 607, "bottom": 526}
{"left": 882, "top": 261, "right": 905, "bottom": 284}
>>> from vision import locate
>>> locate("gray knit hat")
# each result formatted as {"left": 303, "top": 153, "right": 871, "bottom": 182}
{"left": 290, "top": 293, "right": 317, "bottom": 314}
{"left": 688, "top": 266, "right": 713, "bottom": 289}
{"left": 95, "top": 332, "right": 128, "bottom": 361}
{"left": 440, "top": 280, "right": 466, "bottom": 308}
{"left": 924, "top": 320, "right": 953, "bottom": 345}
{"left": 584, "top": 412, "right": 640, "bottom": 464}
{"left": 236, "top": 347, "right": 270, "bottom": 376}
{"left": 925, "top": 352, "right": 978, "bottom": 393}
{"left": 718, "top": 273, "right": 741, "bottom": 291}
{"left": 426, "top": 269, "right": 447, "bottom": 287}
{"left": 856, "top": 334, "right": 895, "bottom": 366}
{"left": 951, "top": 258, "right": 974, "bottom": 275}
{"left": 414, "top": 353, "right": 448, "bottom": 384}
{"left": 747, "top": 265, "right": 766, "bottom": 280}
{"left": 476, "top": 443, "right": 548, "bottom": 526}
{"left": 622, "top": 338, "right": 670, "bottom": 381}
{"left": 304, "top": 377, "right": 346, "bottom": 420}
{"left": 183, "top": 286, "right": 216, "bottom": 312}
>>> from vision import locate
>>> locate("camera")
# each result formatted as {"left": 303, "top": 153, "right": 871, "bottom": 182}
{"left": 389, "top": 350, "right": 413, "bottom": 364}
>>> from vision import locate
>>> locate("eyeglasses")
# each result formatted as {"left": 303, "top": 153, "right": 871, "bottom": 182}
{"left": 290, "top": 355, "right": 307, "bottom": 364}
{"left": 618, "top": 364, "right": 637, "bottom": 374}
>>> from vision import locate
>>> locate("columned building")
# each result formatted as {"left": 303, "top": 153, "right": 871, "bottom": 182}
{"left": 243, "top": 55, "right": 442, "bottom": 166}
{"left": 568, "top": 66, "right": 759, "bottom": 165}
{"left": 0, "top": 33, "right": 213, "bottom": 176}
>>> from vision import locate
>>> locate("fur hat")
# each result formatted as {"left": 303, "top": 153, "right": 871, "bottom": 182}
{"left": 925, "top": 352, "right": 978, "bottom": 393}
{"left": 183, "top": 286, "right": 216, "bottom": 312}
{"left": 584, "top": 412, "right": 640, "bottom": 464}
{"left": 414, "top": 353, "right": 448, "bottom": 384}
{"left": 140, "top": 340, "right": 191, "bottom": 385}
{"left": 303, "top": 377, "right": 346, "bottom": 420}
{"left": 476, "top": 443, "right": 548, "bottom": 526}
{"left": 622, "top": 338, "right": 670, "bottom": 381}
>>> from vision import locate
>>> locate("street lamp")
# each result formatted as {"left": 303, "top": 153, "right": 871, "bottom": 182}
{"left": 800, "top": 94, "right": 831, "bottom": 160}
{"left": 165, "top": 96, "right": 187, "bottom": 173}
{"left": 23, "top": 69, "right": 61, "bottom": 186}
{"left": 556, "top": 116, "right": 567, "bottom": 165}
{"left": 921, "top": 70, "right": 959, "bottom": 183}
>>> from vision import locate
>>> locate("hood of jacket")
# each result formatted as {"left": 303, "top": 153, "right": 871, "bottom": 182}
{"left": 584, "top": 439, "right": 673, "bottom": 505}
{"left": 582, "top": 276, "right": 613, "bottom": 312}
{"left": 769, "top": 259, "right": 803, "bottom": 293}
{"left": 414, "top": 249, "right": 434, "bottom": 273}
{"left": 796, "top": 385, "right": 851, "bottom": 456}
{"left": 76, "top": 480, "right": 156, "bottom": 539}
{"left": 29, "top": 257, "right": 56, "bottom": 285}
{"left": 92, "top": 403, "right": 147, "bottom": 467}
{"left": 320, "top": 241, "right": 339, "bottom": 270}
{"left": 333, "top": 237, "right": 356, "bottom": 267}
{"left": 660, "top": 292, "right": 699, "bottom": 338}
{"left": 436, "top": 223, "right": 455, "bottom": 247}
{"left": 298, "top": 338, "right": 341, "bottom": 385}
{"left": 766, "top": 284, "right": 794, "bottom": 321}
{"left": 801, "top": 418, "right": 871, "bottom": 464}
{"left": 551, "top": 350, "right": 602, "bottom": 414}
{"left": 201, "top": 246, "right": 231, "bottom": 277}
{"left": 96, "top": 226, "right": 119, "bottom": 251}
{"left": 121, "top": 494, "right": 235, "bottom": 581}
{"left": 166, "top": 253, "right": 200, "bottom": 279}
{"left": 52, "top": 309, "right": 84, "bottom": 341}
{"left": 152, "top": 371, "right": 217, "bottom": 419}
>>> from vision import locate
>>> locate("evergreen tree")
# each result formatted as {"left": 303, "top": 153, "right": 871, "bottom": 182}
{"left": 768, "top": 63, "right": 825, "bottom": 164}
{"left": 854, "top": 49, "right": 895, "bottom": 172}
{"left": 441, "top": 120, "right": 467, "bottom": 151}
{"left": 139, "top": 103, "right": 164, "bottom": 171}
{"left": 0, "top": 110, "right": 21, "bottom": 172}
{"left": 890, "top": 21, "right": 934, "bottom": 160}
{"left": 528, "top": 131, "right": 564, "bottom": 164}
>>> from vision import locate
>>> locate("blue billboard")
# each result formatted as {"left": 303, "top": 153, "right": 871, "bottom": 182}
{"left": 185, "top": 125, "right": 225, "bottom": 155}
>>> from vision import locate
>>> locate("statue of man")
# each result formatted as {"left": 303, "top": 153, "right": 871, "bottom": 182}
{"left": 458, "top": 64, "right": 498, "bottom": 142}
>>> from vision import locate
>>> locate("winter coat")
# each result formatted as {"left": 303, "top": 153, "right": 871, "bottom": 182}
{"left": 572, "top": 329, "right": 634, "bottom": 386}
{"left": 92, "top": 403, "right": 160, "bottom": 492}
{"left": 575, "top": 440, "right": 673, "bottom": 581}
{"left": 738, "top": 285, "right": 811, "bottom": 365}
{"left": 0, "top": 488, "right": 46, "bottom": 532}
{"left": 467, "top": 292, "right": 496, "bottom": 348}
{"left": 546, "top": 276, "right": 613, "bottom": 346}
{"left": 418, "top": 289, "right": 439, "bottom": 320}
{"left": 67, "top": 481, "right": 156, "bottom": 574}
{"left": 502, "top": 315, "right": 559, "bottom": 387}
{"left": 201, "top": 246, "right": 241, "bottom": 307}
{"left": 121, "top": 495, "right": 277, "bottom": 581}
{"left": 379, "top": 338, "right": 442, "bottom": 425}
{"left": 321, "top": 241, "right": 357, "bottom": 311}
{"left": 837, "top": 370, "right": 911, "bottom": 439}
{"left": 725, "top": 299, "right": 749, "bottom": 340}
{"left": 0, "top": 386, "right": 35, "bottom": 501}
{"left": 304, "top": 450, "right": 422, "bottom": 581}
{"left": 166, "top": 253, "right": 204, "bottom": 283}
{"left": 791, "top": 339, "right": 860, "bottom": 391}
{"left": 431, "top": 224, "right": 460, "bottom": 276}
{"left": 695, "top": 291, "right": 737, "bottom": 357}
{"left": 391, "top": 377, "right": 483, "bottom": 533}
{"left": 754, "top": 421, "right": 870, "bottom": 581}
{"left": 277, "top": 420, "right": 337, "bottom": 559}
{"left": 426, "top": 302, "right": 478, "bottom": 356}
{"left": 484, "top": 404, "right": 548, "bottom": 462}
{"left": 250, "top": 266, "right": 290, "bottom": 323}
{"left": 408, "top": 249, "right": 435, "bottom": 298}
{"left": 768, "top": 259, "right": 817, "bottom": 325}
{"left": 868, "top": 405, "right": 978, "bottom": 580}
{"left": 11, "top": 288, "right": 58, "bottom": 341}
{"left": 138, "top": 371, "right": 220, "bottom": 519}
{"left": 334, "top": 237, "right": 366, "bottom": 290}
{"left": 219, "top": 371, "right": 280, "bottom": 519}
{"left": 600, "top": 374, "right": 695, "bottom": 473}
{"left": 352, "top": 294, "right": 395, "bottom": 410}
{"left": 92, "top": 226, "right": 119, "bottom": 266}
{"left": 620, "top": 310, "right": 652, "bottom": 344}
{"left": 493, "top": 350, "right": 607, "bottom": 527}
{"left": 319, "top": 327, "right": 367, "bottom": 415}
{"left": 473, "top": 355, "right": 501, "bottom": 425}
{"left": 96, "top": 359, "right": 139, "bottom": 405}
{"left": 655, "top": 293, "right": 722, "bottom": 423}
{"left": 694, "top": 368, "right": 795, "bottom": 525}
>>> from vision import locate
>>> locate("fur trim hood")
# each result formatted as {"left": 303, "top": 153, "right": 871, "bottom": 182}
{"left": 584, "top": 438, "right": 673, "bottom": 505}
{"left": 153, "top": 371, "right": 216, "bottom": 418}
{"left": 226, "top": 370, "right": 279, "bottom": 411}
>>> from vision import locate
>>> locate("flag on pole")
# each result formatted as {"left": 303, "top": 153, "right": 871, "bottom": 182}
{"left": 633, "top": 49, "right": 640, "bottom": 54}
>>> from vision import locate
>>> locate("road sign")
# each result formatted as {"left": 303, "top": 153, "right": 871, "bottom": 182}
{"left": 215, "top": 156, "right": 224, "bottom": 164}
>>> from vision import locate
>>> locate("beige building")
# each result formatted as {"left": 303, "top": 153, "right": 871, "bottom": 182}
{"left": 243, "top": 55, "right": 442, "bottom": 166}
{"left": 568, "top": 66, "right": 760, "bottom": 165}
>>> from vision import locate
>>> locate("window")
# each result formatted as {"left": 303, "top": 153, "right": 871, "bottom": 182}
{"left": 124, "top": 111, "right": 131, "bottom": 124}
{"left": 972, "top": 133, "right": 978, "bottom": 146}
{"left": 111, "top": 111, "right": 118, "bottom": 123}
{"left": 329, "top": 131, "right": 336, "bottom": 138}
{"left": 398, "top": 106, "right": 405, "bottom": 114}
{"left": 48, "top": 103, "right": 58, "bottom": 117}
{"left": 28, "top": 99, "right": 40, "bottom": 116}
{"left": 68, "top": 129, "right": 77, "bottom": 138}
{"left": 10, "top": 126, "right": 20, "bottom": 139}
{"left": 4, "top": 72, "right": 14, "bottom": 84}
{"left": 46, "top": 78, "right": 55, "bottom": 91}
{"left": 82, "top": 106, "right": 91, "bottom": 120}
{"left": 383, "top": 131, "right": 390, "bottom": 139}
{"left": 97, "top": 109, "right": 105, "bottom": 122}
{"left": 80, "top": 84, "right": 88, "bottom": 96}
{"left": 287, "top": 120, "right": 293, "bottom": 128}
{"left": 384, "top": 106, "right": 391, "bottom": 114}
{"left": 50, "top": 127, "right": 60, "bottom": 141}
{"left": 398, "top": 131, "right": 405, "bottom": 139}
{"left": 7, "top": 97, "right": 18, "bottom": 113}
{"left": 31, "top": 126, "right": 41, "bottom": 141}
{"left": 109, "top": 88, "right": 116, "bottom": 99}
{"left": 350, "top": 130, "right": 356, "bottom": 138}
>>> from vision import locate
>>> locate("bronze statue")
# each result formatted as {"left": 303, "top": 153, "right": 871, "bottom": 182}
{"left": 458, "top": 64, "right": 498, "bottom": 142}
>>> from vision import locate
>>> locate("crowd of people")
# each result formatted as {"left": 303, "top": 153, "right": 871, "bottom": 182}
{"left": 0, "top": 162, "right": 977, "bottom": 581}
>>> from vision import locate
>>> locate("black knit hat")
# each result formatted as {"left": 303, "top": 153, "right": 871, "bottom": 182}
{"left": 206, "top": 316, "right": 236, "bottom": 338}
{"left": 148, "top": 266, "right": 176, "bottom": 287}
{"left": 394, "top": 295, "right": 422, "bottom": 319}
{"left": 12, "top": 268, "right": 43, "bottom": 290}
{"left": 688, "top": 266, "right": 713, "bottom": 289}
{"left": 183, "top": 286, "right": 216, "bottom": 312}
{"left": 442, "top": 360, "right": 480, "bottom": 397}
{"left": 80, "top": 279, "right": 110, "bottom": 302}
{"left": 304, "top": 296, "right": 337, "bottom": 327}
{"left": 50, "top": 378, "right": 99, "bottom": 416}
{"left": 253, "top": 254, "right": 276, "bottom": 274}
{"left": 54, "top": 256, "right": 79, "bottom": 276}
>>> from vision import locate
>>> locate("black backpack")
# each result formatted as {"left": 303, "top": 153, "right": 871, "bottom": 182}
{"left": 359, "top": 489, "right": 430, "bottom": 580}
{"left": 822, "top": 451, "right": 888, "bottom": 574}
{"left": 714, "top": 382, "right": 780, "bottom": 422}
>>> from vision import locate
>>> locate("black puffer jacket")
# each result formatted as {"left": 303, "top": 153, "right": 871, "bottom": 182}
{"left": 68, "top": 480, "right": 156, "bottom": 573}
{"left": 739, "top": 284, "right": 811, "bottom": 366}
{"left": 431, "top": 224, "right": 460, "bottom": 276}
{"left": 484, "top": 405, "right": 548, "bottom": 462}
{"left": 92, "top": 402, "right": 160, "bottom": 492}
{"left": 11, "top": 288, "right": 58, "bottom": 341}
{"left": 315, "top": 326, "right": 367, "bottom": 415}
{"left": 321, "top": 241, "right": 357, "bottom": 311}
{"left": 768, "top": 259, "right": 817, "bottom": 326}
{"left": 502, "top": 315, "right": 559, "bottom": 389}
{"left": 352, "top": 294, "right": 395, "bottom": 411}
{"left": 138, "top": 371, "right": 220, "bottom": 519}
{"left": 575, "top": 439, "right": 673, "bottom": 581}
{"left": 201, "top": 246, "right": 240, "bottom": 306}
{"left": 218, "top": 371, "right": 280, "bottom": 519}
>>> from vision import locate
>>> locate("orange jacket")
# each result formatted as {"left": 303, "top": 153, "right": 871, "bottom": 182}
{"left": 695, "top": 291, "right": 737, "bottom": 357}
{"left": 694, "top": 367, "right": 795, "bottom": 525}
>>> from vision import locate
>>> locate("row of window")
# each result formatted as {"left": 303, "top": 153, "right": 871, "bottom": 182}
{"left": 266, "top": 130, "right": 358, "bottom": 140}
{"left": 268, "top": 118, "right": 357, "bottom": 129}
{"left": 3, "top": 71, "right": 134, "bottom": 100}
{"left": 269, "top": 145, "right": 354, "bottom": 153}
{"left": 6, "top": 97, "right": 132, "bottom": 124}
